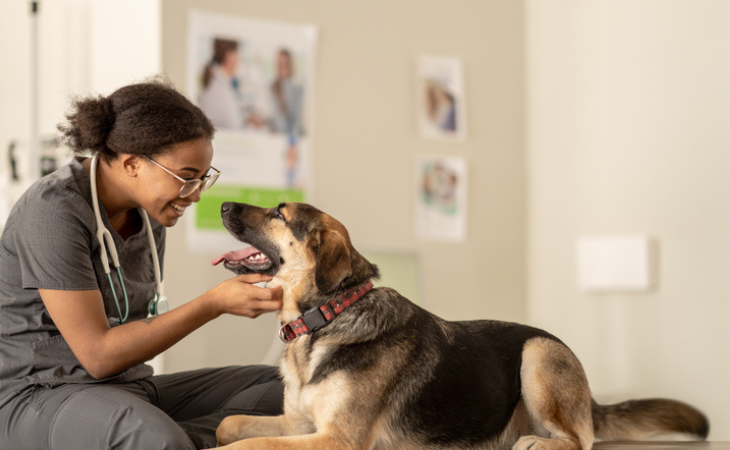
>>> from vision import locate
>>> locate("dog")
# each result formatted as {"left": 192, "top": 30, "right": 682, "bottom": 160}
{"left": 213, "top": 202, "right": 709, "bottom": 450}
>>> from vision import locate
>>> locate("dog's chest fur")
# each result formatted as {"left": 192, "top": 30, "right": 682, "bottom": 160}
{"left": 279, "top": 338, "right": 355, "bottom": 430}
{"left": 281, "top": 338, "right": 328, "bottom": 390}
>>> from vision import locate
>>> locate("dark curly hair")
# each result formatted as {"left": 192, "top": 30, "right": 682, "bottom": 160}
{"left": 58, "top": 78, "right": 215, "bottom": 161}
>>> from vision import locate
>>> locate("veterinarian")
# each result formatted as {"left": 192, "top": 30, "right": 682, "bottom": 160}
{"left": 0, "top": 79, "right": 285, "bottom": 450}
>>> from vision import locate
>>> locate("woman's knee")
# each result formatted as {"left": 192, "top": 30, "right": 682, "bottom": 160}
{"left": 109, "top": 404, "right": 197, "bottom": 450}
{"left": 223, "top": 377, "right": 284, "bottom": 416}
{"left": 50, "top": 388, "right": 196, "bottom": 450}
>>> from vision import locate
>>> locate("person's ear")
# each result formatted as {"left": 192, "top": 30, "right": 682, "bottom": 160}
{"left": 120, "top": 154, "right": 142, "bottom": 178}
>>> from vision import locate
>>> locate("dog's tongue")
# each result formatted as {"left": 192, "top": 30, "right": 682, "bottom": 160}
{"left": 211, "top": 246, "right": 260, "bottom": 266}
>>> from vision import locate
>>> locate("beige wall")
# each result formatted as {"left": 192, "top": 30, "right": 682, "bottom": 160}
{"left": 160, "top": 0, "right": 527, "bottom": 371}
{"left": 527, "top": 0, "right": 730, "bottom": 440}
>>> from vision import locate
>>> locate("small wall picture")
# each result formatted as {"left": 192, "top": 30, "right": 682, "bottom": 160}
{"left": 415, "top": 155, "right": 467, "bottom": 241}
{"left": 417, "top": 56, "right": 467, "bottom": 142}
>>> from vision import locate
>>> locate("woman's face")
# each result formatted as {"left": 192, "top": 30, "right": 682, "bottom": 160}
{"left": 222, "top": 49, "right": 239, "bottom": 76}
{"left": 277, "top": 53, "right": 292, "bottom": 79}
{"left": 136, "top": 138, "right": 215, "bottom": 227}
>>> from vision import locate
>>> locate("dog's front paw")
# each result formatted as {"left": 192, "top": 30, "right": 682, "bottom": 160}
{"left": 513, "top": 436, "right": 580, "bottom": 450}
{"left": 514, "top": 436, "right": 553, "bottom": 450}
{"left": 216, "top": 415, "right": 246, "bottom": 446}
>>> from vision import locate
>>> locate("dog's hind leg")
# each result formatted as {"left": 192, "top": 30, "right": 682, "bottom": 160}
{"left": 513, "top": 337, "right": 594, "bottom": 450}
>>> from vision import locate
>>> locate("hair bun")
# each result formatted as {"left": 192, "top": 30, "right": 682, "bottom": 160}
{"left": 87, "top": 95, "right": 116, "bottom": 147}
{"left": 57, "top": 94, "right": 117, "bottom": 155}
{"left": 99, "top": 96, "right": 116, "bottom": 133}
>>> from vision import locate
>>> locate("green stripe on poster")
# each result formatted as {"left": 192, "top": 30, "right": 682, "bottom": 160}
{"left": 195, "top": 184, "right": 306, "bottom": 230}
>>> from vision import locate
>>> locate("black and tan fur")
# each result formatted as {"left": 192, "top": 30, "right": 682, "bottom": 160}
{"left": 215, "top": 202, "right": 709, "bottom": 450}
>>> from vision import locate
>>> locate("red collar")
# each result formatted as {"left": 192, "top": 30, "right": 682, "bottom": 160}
{"left": 278, "top": 280, "right": 374, "bottom": 343}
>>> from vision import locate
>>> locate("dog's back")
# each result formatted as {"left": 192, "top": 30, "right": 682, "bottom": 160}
{"left": 317, "top": 287, "right": 708, "bottom": 449}
{"left": 389, "top": 318, "right": 558, "bottom": 447}
{"left": 314, "top": 286, "right": 564, "bottom": 448}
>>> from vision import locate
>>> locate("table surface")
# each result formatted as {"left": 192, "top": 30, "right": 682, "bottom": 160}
{"left": 594, "top": 442, "right": 730, "bottom": 450}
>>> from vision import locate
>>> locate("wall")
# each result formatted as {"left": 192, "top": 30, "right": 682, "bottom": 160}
{"left": 0, "top": 0, "right": 161, "bottom": 214}
{"left": 0, "top": 0, "right": 33, "bottom": 182}
{"left": 0, "top": 0, "right": 87, "bottom": 217}
{"left": 527, "top": 0, "right": 730, "bottom": 440}
{"left": 160, "top": 0, "right": 527, "bottom": 372}
{"left": 0, "top": 0, "right": 164, "bottom": 369}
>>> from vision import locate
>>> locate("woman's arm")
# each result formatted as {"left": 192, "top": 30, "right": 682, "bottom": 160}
{"left": 39, "top": 273, "right": 282, "bottom": 380}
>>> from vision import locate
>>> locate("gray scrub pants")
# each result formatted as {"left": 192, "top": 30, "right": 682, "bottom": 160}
{"left": 0, "top": 365, "right": 283, "bottom": 450}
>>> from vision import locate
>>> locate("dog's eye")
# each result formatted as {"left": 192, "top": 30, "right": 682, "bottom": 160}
{"left": 271, "top": 207, "right": 284, "bottom": 220}
{"left": 270, "top": 203, "right": 288, "bottom": 221}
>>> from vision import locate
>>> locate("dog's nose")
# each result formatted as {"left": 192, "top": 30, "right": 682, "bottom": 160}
{"left": 221, "top": 202, "right": 234, "bottom": 214}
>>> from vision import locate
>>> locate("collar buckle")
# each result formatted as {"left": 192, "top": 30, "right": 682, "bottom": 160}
{"left": 301, "top": 306, "right": 329, "bottom": 332}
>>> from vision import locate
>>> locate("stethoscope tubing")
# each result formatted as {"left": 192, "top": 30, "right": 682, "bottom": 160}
{"left": 90, "top": 154, "right": 167, "bottom": 324}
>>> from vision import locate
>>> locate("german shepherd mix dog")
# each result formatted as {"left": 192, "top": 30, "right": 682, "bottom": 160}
{"left": 213, "top": 202, "right": 709, "bottom": 450}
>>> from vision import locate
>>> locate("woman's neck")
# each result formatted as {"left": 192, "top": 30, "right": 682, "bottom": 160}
{"left": 83, "top": 157, "right": 140, "bottom": 238}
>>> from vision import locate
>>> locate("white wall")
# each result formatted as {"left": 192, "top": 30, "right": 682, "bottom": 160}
{"left": 0, "top": 0, "right": 160, "bottom": 220}
{"left": 89, "top": 0, "right": 161, "bottom": 93}
{"left": 527, "top": 0, "right": 730, "bottom": 440}
{"left": 0, "top": 0, "right": 88, "bottom": 216}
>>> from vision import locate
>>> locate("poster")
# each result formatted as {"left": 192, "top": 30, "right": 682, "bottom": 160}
{"left": 416, "top": 56, "right": 467, "bottom": 142}
{"left": 416, "top": 155, "right": 468, "bottom": 241}
{"left": 186, "top": 10, "right": 318, "bottom": 253}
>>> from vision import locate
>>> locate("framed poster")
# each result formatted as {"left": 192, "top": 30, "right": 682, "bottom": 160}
{"left": 186, "top": 10, "right": 318, "bottom": 253}
{"left": 415, "top": 155, "right": 468, "bottom": 241}
{"left": 417, "top": 56, "right": 467, "bottom": 142}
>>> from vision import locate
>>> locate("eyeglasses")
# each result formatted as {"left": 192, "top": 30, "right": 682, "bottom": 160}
{"left": 143, "top": 156, "right": 221, "bottom": 198}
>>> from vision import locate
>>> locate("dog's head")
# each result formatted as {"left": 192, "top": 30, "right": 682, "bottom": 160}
{"left": 214, "top": 202, "right": 379, "bottom": 298}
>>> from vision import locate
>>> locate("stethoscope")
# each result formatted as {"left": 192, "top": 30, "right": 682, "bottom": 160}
{"left": 90, "top": 154, "right": 169, "bottom": 324}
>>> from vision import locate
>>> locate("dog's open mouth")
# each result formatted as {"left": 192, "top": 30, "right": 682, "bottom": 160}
{"left": 211, "top": 246, "right": 272, "bottom": 273}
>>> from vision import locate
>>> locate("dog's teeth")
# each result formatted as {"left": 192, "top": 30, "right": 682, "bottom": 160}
{"left": 248, "top": 253, "right": 267, "bottom": 261}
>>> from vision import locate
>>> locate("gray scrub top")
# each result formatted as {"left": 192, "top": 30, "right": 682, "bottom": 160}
{"left": 0, "top": 157, "right": 164, "bottom": 402}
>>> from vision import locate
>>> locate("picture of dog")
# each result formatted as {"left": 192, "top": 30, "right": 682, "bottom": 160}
{"left": 213, "top": 202, "right": 709, "bottom": 450}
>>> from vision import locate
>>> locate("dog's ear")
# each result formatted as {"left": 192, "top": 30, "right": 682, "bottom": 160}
{"left": 312, "top": 228, "right": 353, "bottom": 294}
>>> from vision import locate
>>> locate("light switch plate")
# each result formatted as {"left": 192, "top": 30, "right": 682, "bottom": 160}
{"left": 576, "top": 235, "right": 652, "bottom": 292}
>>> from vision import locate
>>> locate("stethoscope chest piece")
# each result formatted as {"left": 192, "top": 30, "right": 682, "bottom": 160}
{"left": 148, "top": 294, "right": 169, "bottom": 316}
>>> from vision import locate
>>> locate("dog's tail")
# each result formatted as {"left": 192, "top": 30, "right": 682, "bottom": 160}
{"left": 592, "top": 398, "right": 709, "bottom": 441}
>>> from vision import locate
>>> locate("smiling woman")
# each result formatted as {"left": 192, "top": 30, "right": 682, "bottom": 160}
{"left": 0, "top": 78, "right": 285, "bottom": 450}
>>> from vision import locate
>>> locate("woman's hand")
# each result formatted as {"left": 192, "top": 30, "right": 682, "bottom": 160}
{"left": 207, "top": 274, "right": 283, "bottom": 318}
